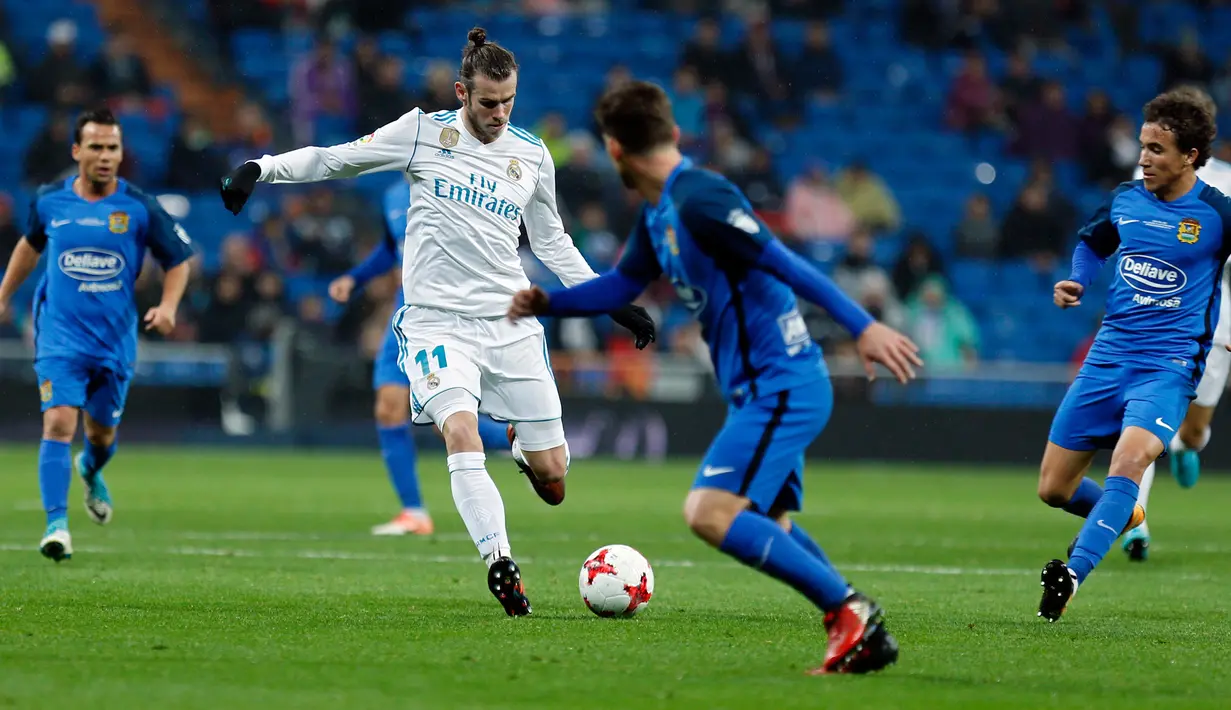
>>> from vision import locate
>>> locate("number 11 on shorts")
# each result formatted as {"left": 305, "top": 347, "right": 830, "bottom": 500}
{"left": 414, "top": 345, "right": 448, "bottom": 376}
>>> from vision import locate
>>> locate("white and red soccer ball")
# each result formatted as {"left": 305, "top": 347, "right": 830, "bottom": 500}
{"left": 578, "top": 544, "right": 654, "bottom": 618}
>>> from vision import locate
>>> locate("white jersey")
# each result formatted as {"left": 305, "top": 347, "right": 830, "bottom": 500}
{"left": 254, "top": 107, "right": 597, "bottom": 318}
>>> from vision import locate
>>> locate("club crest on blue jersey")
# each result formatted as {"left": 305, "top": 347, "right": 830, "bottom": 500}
{"left": 664, "top": 224, "right": 679, "bottom": 255}
{"left": 1178, "top": 217, "right": 1201, "bottom": 244}
{"left": 108, "top": 211, "right": 129, "bottom": 234}
{"left": 39, "top": 379, "right": 52, "bottom": 403}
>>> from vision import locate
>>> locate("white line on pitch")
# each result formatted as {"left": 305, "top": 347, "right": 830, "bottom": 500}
{"left": 0, "top": 543, "right": 1216, "bottom": 580}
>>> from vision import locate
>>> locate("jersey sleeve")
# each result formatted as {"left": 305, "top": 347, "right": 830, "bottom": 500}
{"left": 614, "top": 210, "right": 663, "bottom": 284}
{"left": 1199, "top": 184, "right": 1231, "bottom": 264}
{"left": 24, "top": 192, "right": 48, "bottom": 252}
{"left": 523, "top": 146, "right": 599, "bottom": 287}
{"left": 677, "top": 175, "right": 873, "bottom": 336}
{"left": 1077, "top": 181, "right": 1136, "bottom": 258}
{"left": 675, "top": 179, "right": 774, "bottom": 270}
{"left": 137, "top": 193, "right": 194, "bottom": 269}
{"left": 255, "top": 109, "right": 422, "bottom": 183}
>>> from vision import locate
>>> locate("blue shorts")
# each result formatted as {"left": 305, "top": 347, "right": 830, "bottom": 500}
{"left": 34, "top": 357, "right": 132, "bottom": 427}
{"left": 692, "top": 377, "right": 832, "bottom": 514}
{"left": 372, "top": 322, "right": 408, "bottom": 390}
{"left": 1049, "top": 361, "right": 1194, "bottom": 453}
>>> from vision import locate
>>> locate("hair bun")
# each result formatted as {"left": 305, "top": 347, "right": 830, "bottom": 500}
{"left": 468, "top": 27, "right": 487, "bottom": 46}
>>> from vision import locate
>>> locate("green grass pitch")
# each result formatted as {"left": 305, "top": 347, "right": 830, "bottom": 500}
{"left": 1, "top": 446, "right": 1229, "bottom": 709}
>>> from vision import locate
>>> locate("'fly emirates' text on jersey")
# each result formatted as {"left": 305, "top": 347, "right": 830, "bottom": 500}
{"left": 254, "top": 108, "right": 597, "bottom": 318}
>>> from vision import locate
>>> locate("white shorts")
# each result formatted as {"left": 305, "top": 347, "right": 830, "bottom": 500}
{"left": 393, "top": 306, "right": 565, "bottom": 451}
{"left": 1196, "top": 265, "right": 1231, "bottom": 407}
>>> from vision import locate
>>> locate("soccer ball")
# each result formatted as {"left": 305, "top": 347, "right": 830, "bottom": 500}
{"left": 578, "top": 544, "right": 655, "bottom": 618}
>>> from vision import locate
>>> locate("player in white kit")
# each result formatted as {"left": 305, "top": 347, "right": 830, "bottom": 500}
{"left": 1121, "top": 86, "right": 1231, "bottom": 560}
{"left": 219, "top": 28, "right": 656, "bottom": 615}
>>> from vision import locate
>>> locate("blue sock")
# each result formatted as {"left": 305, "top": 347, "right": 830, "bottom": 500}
{"left": 788, "top": 521, "right": 836, "bottom": 568}
{"left": 39, "top": 439, "right": 72, "bottom": 525}
{"left": 478, "top": 417, "right": 509, "bottom": 451}
{"left": 377, "top": 424, "right": 422, "bottom": 510}
{"left": 81, "top": 440, "right": 117, "bottom": 479}
{"left": 719, "top": 510, "right": 851, "bottom": 611}
{"left": 1061, "top": 477, "right": 1104, "bottom": 518}
{"left": 1069, "top": 476, "right": 1139, "bottom": 583}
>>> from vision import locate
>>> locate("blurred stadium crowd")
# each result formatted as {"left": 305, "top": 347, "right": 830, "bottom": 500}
{"left": 3, "top": 0, "right": 1231, "bottom": 385}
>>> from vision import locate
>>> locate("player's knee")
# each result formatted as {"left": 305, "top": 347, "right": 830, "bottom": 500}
{"left": 1037, "top": 484, "right": 1072, "bottom": 509}
{"left": 1108, "top": 448, "right": 1156, "bottom": 480}
{"left": 439, "top": 412, "right": 483, "bottom": 453}
{"left": 84, "top": 426, "right": 116, "bottom": 448}
{"left": 682, "top": 491, "right": 740, "bottom": 546}
{"left": 1178, "top": 418, "right": 1210, "bottom": 450}
{"left": 522, "top": 446, "right": 567, "bottom": 482}
{"left": 42, "top": 407, "right": 77, "bottom": 442}
{"left": 374, "top": 388, "right": 409, "bottom": 427}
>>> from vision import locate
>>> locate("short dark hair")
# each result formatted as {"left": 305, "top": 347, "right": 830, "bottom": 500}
{"left": 458, "top": 27, "right": 517, "bottom": 92}
{"left": 594, "top": 80, "right": 675, "bottom": 155}
{"left": 1143, "top": 88, "right": 1217, "bottom": 170}
{"left": 74, "top": 108, "right": 120, "bottom": 143}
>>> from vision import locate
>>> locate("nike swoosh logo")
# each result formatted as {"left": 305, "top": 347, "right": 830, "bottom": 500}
{"left": 1155, "top": 417, "right": 1175, "bottom": 432}
{"left": 50, "top": 219, "right": 71, "bottom": 228}
{"left": 701, "top": 466, "right": 735, "bottom": 477}
{"left": 1117, "top": 217, "right": 1139, "bottom": 225}
{"left": 1096, "top": 519, "right": 1118, "bottom": 534}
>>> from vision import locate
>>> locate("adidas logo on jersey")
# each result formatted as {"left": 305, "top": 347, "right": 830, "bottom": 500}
{"left": 435, "top": 148, "right": 455, "bottom": 160}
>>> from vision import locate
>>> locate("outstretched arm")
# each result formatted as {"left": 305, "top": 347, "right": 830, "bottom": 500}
{"left": 677, "top": 188, "right": 874, "bottom": 337}
{"left": 256, "top": 110, "right": 421, "bottom": 184}
{"left": 221, "top": 110, "right": 422, "bottom": 215}
{"left": 677, "top": 182, "right": 921, "bottom": 382}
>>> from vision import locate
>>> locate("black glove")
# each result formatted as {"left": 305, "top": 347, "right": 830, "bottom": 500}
{"left": 219, "top": 162, "right": 262, "bottom": 215}
{"left": 609, "top": 304, "right": 656, "bottom": 350}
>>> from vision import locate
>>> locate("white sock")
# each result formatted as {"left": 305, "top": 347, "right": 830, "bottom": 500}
{"left": 447, "top": 452, "right": 510, "bottom": 566}
{"left": 1132, "top": 463, "right": 1154, "bottom": 536}
{"left": 1138, "top": 462, "right": 1154, "bottom": 511}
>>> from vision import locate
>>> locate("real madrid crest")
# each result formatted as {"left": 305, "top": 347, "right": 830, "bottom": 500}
{"left": 440, "top": 127, "right": 460, "bottom": 149}
{"left": 108, "top": 212, "right": 129, "bottom": 234}
{"left": 507, "top": 158, "right": 522, "bottom": 181}
{"left": 426, "top": 372, "right": 441, "bottom": 390}
{"left": 1178, "top": 217, "right": 1201, "bottom": 244}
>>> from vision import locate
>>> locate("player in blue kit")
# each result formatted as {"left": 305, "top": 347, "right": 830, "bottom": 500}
{"left": 508, "top": 81, "right": 921, "bottom": 674}
{"left": 327, "top": 180, "right": 511, "bottom": 536}
{"left": 0, "top": 109, "right": 194, "bottom": 562}
{"left": 1037, "top": 90, "right": 1231, "bottom": 620}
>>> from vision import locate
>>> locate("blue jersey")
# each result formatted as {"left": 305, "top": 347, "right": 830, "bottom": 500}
{"left": 382, "top": 180, "right": 409, "bottom": 308}
{"left": 1081, "top": 179, "right": 1231, "bottom": 382}
{"left": 616, "top": 162, "right": 826, "bottom": 403}
{"left": 28, "top": 178, "right": 193, "bottom": 371}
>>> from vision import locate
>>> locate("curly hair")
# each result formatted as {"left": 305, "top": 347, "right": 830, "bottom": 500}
{"left": 1143, "top": 88, "right": 1217, "bottom": 170}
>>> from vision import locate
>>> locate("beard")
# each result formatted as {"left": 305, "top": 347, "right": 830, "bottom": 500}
{"left": 463, "top": 103, "right": 503, "bottom": 144}
{"left": 616, "top": 161, "right": 636, "bottom": 189}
